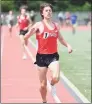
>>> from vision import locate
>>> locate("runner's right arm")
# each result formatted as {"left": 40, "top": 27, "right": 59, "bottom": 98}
{"left": 24, "top": 22, "right": 39, "bottom": 40}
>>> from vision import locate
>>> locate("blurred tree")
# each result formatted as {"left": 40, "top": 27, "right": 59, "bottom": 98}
{"left": 1, "top": 0, "right": 15, "bottom": 12}
{"left": 14, "top": 0, "right": 28, "bottom": 10}
{"left": 1, "top": 0, "right": 91, "bottom": 12}
{"left": 70, "top": 0, "right": 85, "bottom": 6}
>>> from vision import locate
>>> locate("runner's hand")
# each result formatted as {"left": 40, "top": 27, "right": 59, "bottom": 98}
{"left": 67, "top": 44, "right": 73, "bottom": 53}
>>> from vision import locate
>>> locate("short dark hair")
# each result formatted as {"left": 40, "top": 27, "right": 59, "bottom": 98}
{"left": 20, "top": 5, "right": 28, "bottom": 11}
{"left": 40, "top": 3, "right": 53, "bottom": 19}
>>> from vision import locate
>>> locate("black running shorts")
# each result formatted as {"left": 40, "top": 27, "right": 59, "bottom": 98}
{"left": 19, "top": 29, "right": 28, "bottom": 36}
{"left": 9, "top": 20, "right": 14, "bottom": 26}
{"left": 34, "top": 52, "right": 59, "bottom": 68}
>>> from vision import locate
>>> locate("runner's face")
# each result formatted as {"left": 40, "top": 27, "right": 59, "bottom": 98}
{"left": 9, "top": 11, "right": 13, "bottom": 15}
{"left": 21, "top": 9, "right": 26, "bottom": 15}
{"left": 42, "top": 6, "right": 52, "bottom": 19}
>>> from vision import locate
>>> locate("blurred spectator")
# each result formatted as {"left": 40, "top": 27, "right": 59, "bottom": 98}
{"left": 30, "top": 10, "right": 36, "bottom": 24}
{"left": 87, "top": 12, "right": 91, "bottom": 26}
{"left": 58, "top": 11, "right": 64, "bottom": 27}
{"left": 6, "top": 10, "right": 15, "bottom": 26}
{"left": 6, "top": 10, "right": 15, "bottom": 36}
{"left": 65, "top": 12, "right": 71, "bottom": 26}
{"left": 70, "top": 13, "right": 77, "bottom": 34}
{"left": 84, "top": 12, "right": 91, "bottom": 26}
{"left": 1, "top": 14, "right": 4, "bottom": 26}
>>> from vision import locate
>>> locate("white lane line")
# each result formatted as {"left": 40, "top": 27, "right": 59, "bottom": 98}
{"left": 29, "top": 39, "right": 90, "bottom": 103}
{"left": 1, "top": 28, "right": 5, "bottom": 64}
{"left": 47, "top": 80, "right": 62, "bottom": 103}
{"left": 24, "top": 45, "right": 62, "bottom": 103}
{"left": 60, "top": 72, "right": 90, "bottom": 103}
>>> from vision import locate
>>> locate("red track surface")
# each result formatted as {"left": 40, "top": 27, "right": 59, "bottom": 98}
{"left": 1, "top": 26, "right": 54, "bottom": 103}
{"left": 1, "top": 26, "right": 90, "bottom": 103}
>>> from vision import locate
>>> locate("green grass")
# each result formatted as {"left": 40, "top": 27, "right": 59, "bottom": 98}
{"left": 30, "top": 28, "right": 91, "bottom": 102}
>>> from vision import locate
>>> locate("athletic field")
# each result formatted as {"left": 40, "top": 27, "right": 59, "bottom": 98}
{"left": 30, "top": 26, "right": 91, "bottom": 102}
{"left": 1, "top": 25, "right": 91, "bottom": 103}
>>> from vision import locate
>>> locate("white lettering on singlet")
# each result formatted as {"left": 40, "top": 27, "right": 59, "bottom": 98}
{"left": 43, "top": 32, "right": 57, "bottom": 39}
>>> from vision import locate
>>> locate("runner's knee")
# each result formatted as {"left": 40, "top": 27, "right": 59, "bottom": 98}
{"left": 52, "top": 77, "right": 60, "bottom": 83}
{"left": 20, "top": 37, "right": 25, "bottom": 45}
{"left": 40, "top": 80, "right": 47, "bottom": 89}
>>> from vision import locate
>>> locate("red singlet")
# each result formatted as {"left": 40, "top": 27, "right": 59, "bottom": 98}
{"left": 36, "top": 21, "right": 59, "bottom": 54}
{"left": 18, "top": 15, "right": 29, "bottom": 30}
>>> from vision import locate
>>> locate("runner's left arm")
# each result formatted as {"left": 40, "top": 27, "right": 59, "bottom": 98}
{"left": 56, "top": 23, "right": 73, "bottom": 53}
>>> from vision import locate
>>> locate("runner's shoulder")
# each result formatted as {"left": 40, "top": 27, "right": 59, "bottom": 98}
{"left": 54, "top": 22, "right": 60, "bottom": 30}
{"left": 34, "top": 21, "right": 43, "bottom": 28}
